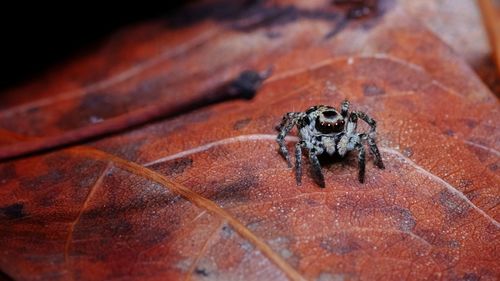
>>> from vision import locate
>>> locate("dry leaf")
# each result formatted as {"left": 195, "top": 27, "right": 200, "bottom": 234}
{"left": 0, "top": 1, "right": 499, "bottom": 280}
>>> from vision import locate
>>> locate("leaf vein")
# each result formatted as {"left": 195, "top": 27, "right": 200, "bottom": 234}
{"left": 64, "top": 163, "right": 112, "bottom": 266}
{"left": 380, "top": 147, "right": 500, "bottom": 228}
{"left": 72, "top": 147, "right": 306, "bottom": 281}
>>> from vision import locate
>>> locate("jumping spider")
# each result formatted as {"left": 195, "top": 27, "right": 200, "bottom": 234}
{"left": 276, "top": 100, "right": 384, "bottom": 187}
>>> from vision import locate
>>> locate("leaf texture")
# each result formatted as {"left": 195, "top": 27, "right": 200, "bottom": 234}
{"left": 0, "top": 1, "right": 499, "bottom": 280}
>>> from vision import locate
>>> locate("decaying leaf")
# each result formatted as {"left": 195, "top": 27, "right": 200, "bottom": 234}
{"left": 0, "top": 1, "right": 499, "bottom": 280}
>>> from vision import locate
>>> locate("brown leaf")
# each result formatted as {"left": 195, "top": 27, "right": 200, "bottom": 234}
{"left": 0, "top": 1, "right": 499, "bottom": 280}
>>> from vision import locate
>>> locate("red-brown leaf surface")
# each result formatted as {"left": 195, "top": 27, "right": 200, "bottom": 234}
{"left": 1, "top": 1, "right": 499, "bottom": 280}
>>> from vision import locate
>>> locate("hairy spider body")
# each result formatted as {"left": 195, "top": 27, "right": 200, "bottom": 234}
{"left": 276, "top": 100, "right": 384, "bottom": 187}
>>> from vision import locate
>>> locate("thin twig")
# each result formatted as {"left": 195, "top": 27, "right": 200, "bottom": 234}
{"left": 478, "top": 0, "right": 500, "bottom": 76}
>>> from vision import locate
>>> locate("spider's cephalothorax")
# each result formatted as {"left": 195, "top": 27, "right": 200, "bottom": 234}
{"left": 276, "top": 100, "right": 384, "bottom": 187}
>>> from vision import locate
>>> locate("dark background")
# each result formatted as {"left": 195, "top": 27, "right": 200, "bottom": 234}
{"left": 0, "top": 2, "right": 189, "bottom": 92}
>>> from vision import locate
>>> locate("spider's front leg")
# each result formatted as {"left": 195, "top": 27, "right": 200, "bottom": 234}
{"left": 339, "top": 113, "right": 366, "bottom": 183}
{"left": 337, "top": 111, "right": 358, "bottom": 157}
{"left": 340, "top": 99, "right": 350, "bottom": 118}
{"left": 354, "top": 111, "right": 385, "bottom": 169}
{"left": 276, "top": 112, "right": 302, "bottom": 167}
{"left": 307, "top": 148, "right": 326, "bottom": 188}
{"left": 355, "top": 142, "right": 366, "bottom": 183}
{"left": 295, "top": 141, "right": 304, "bottom": 185}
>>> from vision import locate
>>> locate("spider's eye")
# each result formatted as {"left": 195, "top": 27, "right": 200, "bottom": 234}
{"left": 315, "top": 118, "right": 345, "bottom": 133}
{"left": 333, "top": 120, "right": 345, "bottom": 132}
{"left": 322, "top": 111, "right": 337, "bottom": 118}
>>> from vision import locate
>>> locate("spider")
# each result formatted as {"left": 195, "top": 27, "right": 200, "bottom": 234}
{"left": 276, "top": 100, "right": 384, "bottom": 187}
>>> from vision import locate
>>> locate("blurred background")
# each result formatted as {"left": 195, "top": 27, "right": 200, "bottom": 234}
{"left": 0, "top": 2, "right": 188, "bottom": 90}
{"left": 0, "top": 1, "right": 498, "bottom": 95}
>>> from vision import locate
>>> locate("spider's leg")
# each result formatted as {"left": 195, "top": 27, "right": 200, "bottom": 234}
{"left": 356, "top": 143, "right": 366, "bottom": 183}
{"left": 354, "top": 111, "right": 385, "bottom": 169}
{"left": 295, "top": 141, "right": 304, "bottom": 185}
{"left": 341, "top": 99, "right": 350, "bottom": 118}
{"left": 276, "top": 112, "right": 301, "bottom": 167}
{"left": 367, "top": 136, "right": 384, "bottom": 169}
{"left": 338, "top": 112, "right": 358, "bottom": 157}
{"left": 346, "top": 111, "right": 358, "bottom": 134}
{"left": 354, "top": 111, "right": 375, "bottom": 133}
{"left": 308, "top": 149, "right": 325, "bottom": 188}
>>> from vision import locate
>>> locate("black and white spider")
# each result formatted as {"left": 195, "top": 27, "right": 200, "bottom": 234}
{"left": 276, "top": 100, "right": 384, "bottom": 187}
